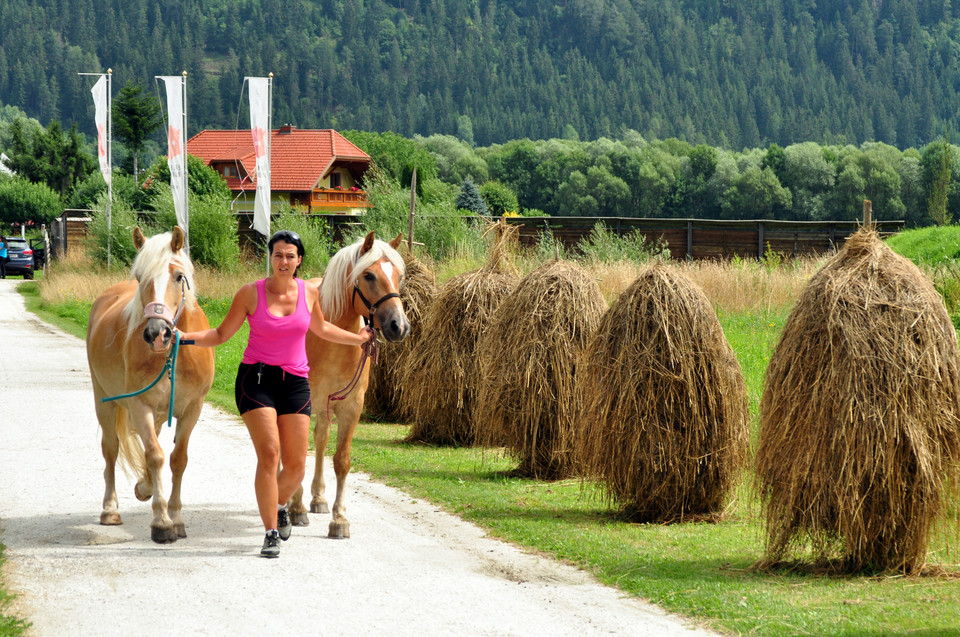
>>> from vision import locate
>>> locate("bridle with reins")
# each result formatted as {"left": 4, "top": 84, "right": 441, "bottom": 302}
{"left": 326, "top": 272, "right": 402, "bottom": 416}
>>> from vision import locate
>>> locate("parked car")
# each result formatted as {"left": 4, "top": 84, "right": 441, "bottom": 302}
{"left": 3, "top": 237, "right": 34, "bottom": 279}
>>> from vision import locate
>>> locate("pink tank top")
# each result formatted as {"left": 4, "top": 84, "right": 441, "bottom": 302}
{"left": 241, "top": 278, "right": 311, "bottom": 377}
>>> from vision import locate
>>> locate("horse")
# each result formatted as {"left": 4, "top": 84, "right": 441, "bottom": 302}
{"left": 86, "top": 226, "right": 215, "bottom": 543}
{"left": 288, "top": 231, "right": 410, "bottom": 537}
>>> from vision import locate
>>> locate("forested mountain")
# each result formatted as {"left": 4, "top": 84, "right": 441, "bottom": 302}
{"left": 1, "top": 0, "right": 959, "bottom": 150}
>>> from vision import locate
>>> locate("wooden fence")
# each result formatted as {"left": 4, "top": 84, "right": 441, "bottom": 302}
{"left": 499, "top": 216, "right": 905, "bottom": 260}
{"left": 54, "top": 210, "right": 905, "bottom": 262}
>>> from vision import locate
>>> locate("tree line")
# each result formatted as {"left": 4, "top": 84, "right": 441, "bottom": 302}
{"left": 1, "top": 96, "right": 954, "bottom": 230}
{"left": 1, "top": 0, "right": 960, "bottom": 150}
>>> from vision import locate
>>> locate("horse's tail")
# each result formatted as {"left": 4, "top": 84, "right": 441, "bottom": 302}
{"left": 113, "top": 404, "right": 147, "bottom": 481}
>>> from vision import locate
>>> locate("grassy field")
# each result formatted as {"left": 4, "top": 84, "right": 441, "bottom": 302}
{"left": 10, "top": 243, "right": 960, "bottom": 636}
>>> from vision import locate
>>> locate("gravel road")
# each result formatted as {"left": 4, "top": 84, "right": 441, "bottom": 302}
{"left": 0, "top": 279, "right": 718, "bottom": 636}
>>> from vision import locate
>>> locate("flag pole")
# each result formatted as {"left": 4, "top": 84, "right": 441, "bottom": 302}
{"left": 182, "top": 70, "right": 190, "bottom": 256}
{"left": 266, "top": 72, "right": 273, "bottom": 277}
{"left": 79, "top": 69, "right": 112, "bottom": 268}
{"left": 106, "top": 69, "right": 113, "bottom": 268}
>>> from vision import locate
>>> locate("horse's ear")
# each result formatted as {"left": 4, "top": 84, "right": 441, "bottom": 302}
{"left": 358, "top": 231, "right": 375, "bottom": 257}
{"left": 388, "top": 233, "right": 403, "bottom": 249}
{"left": 171, "top": 226, "right": 185, "bottom": 253}
{"left": 133, "top": 227, "right": 146, "bottom": 250}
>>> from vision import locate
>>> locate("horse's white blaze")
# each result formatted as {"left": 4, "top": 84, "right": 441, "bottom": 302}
{"left": 380, "top": 260, "right": 395, "bottom": 283}
{"left": 151, "top": 271, "right": 171, "bottom": 309}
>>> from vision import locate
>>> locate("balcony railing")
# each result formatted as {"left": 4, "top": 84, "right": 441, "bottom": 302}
{"left": 310, "top": 188, "right": 371, "bottom": 209}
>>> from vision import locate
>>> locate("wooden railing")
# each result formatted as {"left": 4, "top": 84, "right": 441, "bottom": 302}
{"left": 498, "top": 216, "right": 906, "bottom": 260}
{"left": 310, "top": 188, "right": 370, "bottom": 210}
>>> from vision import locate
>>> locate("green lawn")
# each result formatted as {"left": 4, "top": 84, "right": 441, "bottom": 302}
{"left": 14, "top": 287, "right": 960, "bottom": 636}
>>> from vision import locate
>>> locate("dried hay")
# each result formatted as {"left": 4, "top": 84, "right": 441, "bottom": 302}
{"left": 402, "top": 222, "right": 519, "bottom": 445}
{"left": 365, "top": 250, "right": 437, "bottom": 422}
{"left": 474, "top": 259, "right": 607, "bottom": 479}
{"left": 577, "top": 263, "right": 749, "bottom": 522}
{"left": 755, "top": 229, "right": 960, "bottom": 574}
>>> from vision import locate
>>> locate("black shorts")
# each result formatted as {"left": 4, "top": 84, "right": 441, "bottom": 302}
{"left": 235, "top": 362, "right": 312, "bottom": 416}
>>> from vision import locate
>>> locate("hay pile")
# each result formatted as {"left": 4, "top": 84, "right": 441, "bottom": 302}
{"left": 756, "top": 229, "right": 960, "bottom": 574}
{"left": 577, "top": 263, "right": 749, "bottom": 522}
{"left": 474, "top": 259, "right": 607, "bottom": 479}
{"left": 365, "top": 250, "right": 437, "bottom": 422}
{"left": 402, "top": 221, "right": 519, "bottom": 445}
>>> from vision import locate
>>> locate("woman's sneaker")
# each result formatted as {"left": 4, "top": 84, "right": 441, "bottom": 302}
{"left": 277, "top": 507, "right": 292, "bottom": 541}
{"left": 260, "top": 530, "right": 281, "bottom": 558}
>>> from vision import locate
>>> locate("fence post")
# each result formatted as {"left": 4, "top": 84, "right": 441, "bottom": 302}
{"left": 758, "top": 221, "right": 765, "bottom": 260}
{"left": 863, "top": 199, "right": 872, "bottom": 227}
{"left": 686, "top": 221, "right": 693, "bottom": 259}
{"left": 407, "top": 167, "right": 417, "bottom": 251}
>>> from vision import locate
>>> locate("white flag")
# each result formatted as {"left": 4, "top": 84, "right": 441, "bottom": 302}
{"left": 160, "top": 76, "right": 188, "bottom": 234}
{"left": 90, "top": 75, "right": 111, "bottom": 188}
{"left": 248, "top": 77, "right": 271, "bottom": 236}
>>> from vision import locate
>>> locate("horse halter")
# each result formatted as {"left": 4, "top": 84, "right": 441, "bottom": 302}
{"left": 352, "top": 283, "right": 400, "bottom": 328}
{"left": 142, "top": 276, "right": 191, "bottom": 328}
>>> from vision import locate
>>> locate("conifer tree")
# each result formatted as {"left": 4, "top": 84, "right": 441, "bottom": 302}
{"left": 455, "top": 177, "right": 488, "bottom": 215}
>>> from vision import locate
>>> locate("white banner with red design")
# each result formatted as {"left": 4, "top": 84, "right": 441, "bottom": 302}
{"left": 248, "top": 77, "right": 271, "bottom": 236}
{"left": 160, "top": 76, "right": 188, "bottom": 234}
{"left": 90, "top": 75, "right": 111, "bottom": 188}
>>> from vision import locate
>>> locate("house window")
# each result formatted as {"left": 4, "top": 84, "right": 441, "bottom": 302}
{"left": 223, "top": 165, "right": 237, "bottom": 178}
{"left": 329, "top": 172, "right": 342, "bottom": 188}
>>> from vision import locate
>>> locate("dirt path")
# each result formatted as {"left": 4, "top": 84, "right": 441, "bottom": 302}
{"left": 0, "top": 279, "right": 717, "bottom": 636}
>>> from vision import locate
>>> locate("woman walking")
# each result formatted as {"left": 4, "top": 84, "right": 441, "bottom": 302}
{"left": 179, "top": 230, "right": 373, "bottom": 557}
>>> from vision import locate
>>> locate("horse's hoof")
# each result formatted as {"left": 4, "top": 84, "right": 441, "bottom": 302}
{"left": 310, "top": 501, "right": 330, "bottom": 514}
{"left": 290, "top": 511, "right": 310, "bottom": 527}
{"left": 100, "top": 512, "right": 122, "bottom": 526}
{"left": 175, "top": 523, "right": 186, "bottom": 538}
{"left": 134, "top": 481, "right": 151, "bottom": 502}
{"left": 151, "top": 526, "right": 178, "bottom": 544}
{"left": 328, "top": 521, "right": 350, "bottom": 539}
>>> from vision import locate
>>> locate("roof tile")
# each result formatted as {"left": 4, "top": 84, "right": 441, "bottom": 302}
{"left": 187, "top": 128, "right": 370, "bottom": 192}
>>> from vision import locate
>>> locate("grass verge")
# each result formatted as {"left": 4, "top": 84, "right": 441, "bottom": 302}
{"left": 16, "top": 258, "right": 960, "bottom": 636}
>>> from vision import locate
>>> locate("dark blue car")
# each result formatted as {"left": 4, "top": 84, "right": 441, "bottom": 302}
{"left": 3, "top": 236, "right": 34, "bottom": 279}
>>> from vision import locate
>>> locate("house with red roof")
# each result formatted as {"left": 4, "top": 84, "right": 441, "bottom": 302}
{"left": 187, "top": 125, "right": 372, "bottom": 216}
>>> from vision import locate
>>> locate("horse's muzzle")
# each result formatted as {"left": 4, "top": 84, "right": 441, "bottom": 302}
{"left": 143, "top": 318, "right": 174, "bottom": 351}
{"left": 378, "top": 307, "right": 410, "bottom": 343}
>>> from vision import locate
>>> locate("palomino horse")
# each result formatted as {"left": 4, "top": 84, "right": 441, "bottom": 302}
{"left": 288, "top": 231, "right": 409, "bottom": 537}
{"left": 86, "top": 227, "right": 214, "bottom": 543}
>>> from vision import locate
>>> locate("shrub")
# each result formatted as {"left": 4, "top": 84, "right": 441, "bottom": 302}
{"left": 87, "top": 199, "right": 151, "bottom": 268}
{"left": 479, "top": 180, "right": 518, "bottom": 216}
{"left": 576, "top": 222, "right": 669, "bottom": 263}
{"left": 150, "top": 183, "right": 240, "bottom": 270}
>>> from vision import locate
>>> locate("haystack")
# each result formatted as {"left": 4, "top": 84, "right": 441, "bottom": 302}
{"left": 474, "top": 259, "right": 606, "bottom": 479}
{"left": 755, "top": 229, "right": 960, "bottom": 574}
{"left": 577, "top": 263, "right": 749, "bottom": 522}
{"left": 365, "top": 249, "right": 437, "bottom": 422}
{"left": 402, "top": 221, "right": 520, "bottom": 445}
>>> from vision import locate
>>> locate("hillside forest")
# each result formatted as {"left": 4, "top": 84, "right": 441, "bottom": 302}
{"left": 2, "top": 1, "right": 960, "bottom": 229}
{"left": 3, "top": 0, "right": 960, "bottom": 150}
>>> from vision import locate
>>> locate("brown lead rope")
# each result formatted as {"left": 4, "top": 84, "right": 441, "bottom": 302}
{"left": 326, "top": 331, "right": 378, "bottom": 422}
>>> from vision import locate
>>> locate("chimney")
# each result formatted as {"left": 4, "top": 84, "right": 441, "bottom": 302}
{"left": 278, "top": 124, "right": 295, "bottom": 134}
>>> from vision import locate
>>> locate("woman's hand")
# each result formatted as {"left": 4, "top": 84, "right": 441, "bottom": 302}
{"left": 360, "top": 326, "right": 376, "bottom": 343}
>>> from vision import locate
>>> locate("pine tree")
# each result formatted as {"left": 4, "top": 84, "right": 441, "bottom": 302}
{"left": 112, "top": 81, "right": 162, "bottom": 178}
{"left": 455, "top": 177, "right": 488, "bottom": 215}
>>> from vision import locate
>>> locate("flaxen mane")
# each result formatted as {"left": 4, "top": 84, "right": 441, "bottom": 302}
{"left": 320, "top": 237, "right": 405, "bottom": 321}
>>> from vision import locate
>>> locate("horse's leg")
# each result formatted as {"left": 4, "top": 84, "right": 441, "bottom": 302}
{"left": 308, "top": 409, "right": 333, "bottom": 516}
{"left": 167, "top": 401, "right": 202, "bottom": 539}
{"left": 129, "top": 401, "right": 177, "bottom": 544}
{"left": 95, "top": 396, "right": 122, "bottom": 526}
{"left": 328, "top": 401, "right": 362, "bottom": 539}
